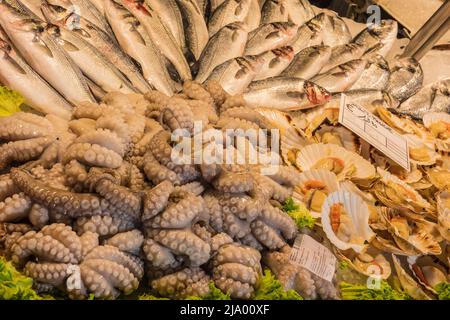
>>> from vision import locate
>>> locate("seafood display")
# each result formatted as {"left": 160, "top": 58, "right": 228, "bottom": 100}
{"left": 0, "top": 0, "right": 448, "bottom": 301}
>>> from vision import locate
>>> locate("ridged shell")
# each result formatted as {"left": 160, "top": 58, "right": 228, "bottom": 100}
{"left": 321, "top": 191, "right": 375, "bottom": 253}
{"left": 407, "top": 256, "right": 448, "bottom": 294}
{"left": 337, "top": 250, "right": 391, "bottom": 280}
{"left": 404, "top": 134, "right": 440, "bottom": 166}
{"left": 437, "top": 192, "right": 450, "bottom": 242}
{"left": 339, "top": 180, "right": 376, "bottom": 204}
{"left": 290, "top": 104, "right": 340, "bottom": 138}
{"left": 392, "top": 255, "right": 433, "bottom": 300}
{"left": 280, "top": 127, "right": 309, "bottom": 167}
{"left": 314, "top": 126, "right": 359, "bottom": 153}
{"left": 423, "top": 112, "right": 450, "bottom": 153}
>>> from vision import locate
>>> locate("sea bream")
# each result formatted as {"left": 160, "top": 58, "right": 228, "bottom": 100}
{"left": 244, "top": 22, "right": 298, "bottom": 55}
{"left": 0, "top": 2, "right": 95, "bottom": 105}
{"left": 204, "top": 55, "right": 264, "bottom": 95}
{"left": 41, "top": 0, "right": 152, "bottom": 93}
{"left": 243, "top": 77, "right": 331, "bottom": 110}
{"left": 353, "top": 20, "right": 398, "bottom": 57}
{"left": 338, "top": 89, "right": 399, "bottom": 113}
{"left": 350, "top": 54, "right": 390, "bottom": 91}
{"left": 386, "top": 57, "right": 423, "bottom": 103}
{"left": 285, "top": 0, "right": 315, "bottom": 26}
{"left": 281, "top": 45, "right": 331, "bottom": 79}
{"left": 195, "top": 22, "right": 248, "bottom": 83}
{"left": 321, "top": 42, "right": 366, "bottom": 73}
{"left": 208, "top": 0, "right": 252, "bottom": 37}
{"left": 253, "top": 46, "right": 295, "bottom": 81}
{"left": 104, "top": 0, "right": 175, "bottom": 95}
{"left": 244, "top": 0, "right": 262, "bottom": 31}
{"left": 290, "top": 13, "right": 328, "bottom": 53}
{"left": 322, "top": 14, "right": 352, "bottom": 47}
{"left": 261, "top": 0, "right": 289, "bottom": 24}
{"left": 0, "top": 34, "right": 72, "bottom": 119}
{"left": 122, "top": 0, "right": 192, "bottom": 81}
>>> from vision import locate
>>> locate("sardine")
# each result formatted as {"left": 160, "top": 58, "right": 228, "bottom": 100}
{"left": 122, "top": 0, "right": 192, "bottom": 81}
{"left": 243, "top": 77, "right": 331, "bottom": 110}
{"left": 310, "top": 59, "right": 367, "bottom": 93}
{"left": 290, "top": 13, "right": 327, "bottom": 53}
{"left": 281, "top": 45, "right": 331, "bottom": 79}
{"left": 176, "top": 0, "right": 209, "bottom": 60}
{"left": 353, "top": 20, "right": 398, "bottom": 57}
{"left": 104, "top": 0, "right": 175, "bottom": 95}
{"left": 0, "top": 3, "right": 95, "bottom": 104}
{"left": 386, "top": 57, "right": 423, "bottom": 103}
{"left": 254, "top": 46, "right": 294, "bottom": 81}
{"left": 322, "top": 14, "right": 351, "bottom": 47}
{"left": 244, "top": 22, "right": 298, "bottom": 56}
{"left": 208, "top": 0, "right": 252, "bottom": 37}
{"left": 195, "top": 22, "right": 248, "bottom": 83}
{"left": 0, "top": 35, "right": 72, "bottom": 119}
{"left": 321, "top": 42, "right": 366, "bottom": 73}
{"left": 261, "top": 0, "right": 288, "bottom": 24}
{"left": 46, "top": 24, "right": 136, "bottom": 94}
{"left": 395, "top": 79, "right": 450, "bottom": 119}
{"left": 351, "top": 54, "right": 390, "bottom": 91}
{"left": 146, "top": 0, "right": 186, "bottom": 52}
{"left": 244, "top": 0, "right": 261, "bottom": 31}
{"left": 204, "top": 55, "right": 264, "bottom": 95}
{"left": 285, "top": 0, "right": 315, "bottom": 26}
{"left": 41, "top": 0, "right": 151, "bottom": 93}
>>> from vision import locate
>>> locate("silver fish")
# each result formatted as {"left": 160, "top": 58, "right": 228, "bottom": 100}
{"left": 0, "top": 3, "right": 94, "bottom": 104}
{"left": 195, "top": 22, "right": 248, "bottom": 83}
{"left": 285, "top": 0, "right": 315, "bottom": 26}
{"left": 351, "top": 54, "right": 390, "bottom": 91}
{"left": 261, "top": 0, "right": 289, "bottom": 25}
{"left": 310, "top": 59, "right": 367, "bottom": 93}
{"left": 194, "top": 0, "right": 208, "bottom": 16}
{"left": 146, "top": 0, "right": 186, "bottom": 52}
{"left": 122, "top": 0, "right": 192, "bottom": 81}
{"left": 281, "top": 45, "right": 331, "bottom": 79}
{"left": 0, "top": 35, "right": 72, "bottom": 119}
{"left": 353, "top": 20, "right": 398, "bottom": 57}
{"left": 46, "top": 24, "right": 136, "bottom": 94}
{"left": 208, "top": 0, "right": 252, "bottom": 37}
{"left": 386, "top": 57, "right": 423, "bottom": 103}
{"left": 244, "top": 0, "right": 261, "bottom": 31}
{"left": 41, "top": 0, "right": 151, "bottom": 93}
{"left": 204, "top": 55, "right": 264, "bottom": 95}
{"left": 88, "top": 0, "right": 105, "bottom": 13}
{"left": 254, "top": 46, "right": 294, "bottom": 81}
{"left": 86, "top": 77, "right": 107, "bottom": 100}
{"left": 290, "top": 13, "right": 327, "bottom": 53}
{"left": 321, "top": 42, "right": 366, "bottom": 73}
{"left": 334, "top": 89, "right": 398, "bottom": 113}
{"left": 176, "top": 0, "right": 209, "bottom": 60}
{"left": 322, "top": 14, "right": 351, "bottom": 47}
{"left": 210, "top": 0, "right": 227, "bottom": 13}
{"left": 10, "top": 0, "right": 45, "bottom": 20}
{"left": 395, "top": 79, "right": 450, "bottom": 119}
{"left": 104, "top": 0, "right": 174, "bottom": 95}
{"left": 243, "top": 76, "right": 331, "bottom": 110}
{"left": 244, "top": 22, "right": 298, "bottom": 56}
{"left": 65, "top": 0, "right": 115, "bottom": 37}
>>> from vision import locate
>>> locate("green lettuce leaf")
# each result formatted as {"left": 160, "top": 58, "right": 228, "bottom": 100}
{"left": 0, "top": 86, "right": 24, "bottom": 117}
{"left": 254, "top": 269, "right": 303, "bottom": 300}
{"left": 138, "top": 293, "right": 170, "bottom": 300}
{"left": 435, "top": 282, "right": 450, "bottom": 300}
{"left": 282, "top": 197, "right": 316, "bottom": 229}
{"left": 339, "top": 281, "right": 411, "bottom": 300}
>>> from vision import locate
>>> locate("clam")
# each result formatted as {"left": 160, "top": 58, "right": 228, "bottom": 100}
{"left": 321, "top": 191, "right": 375, "bottom": 253}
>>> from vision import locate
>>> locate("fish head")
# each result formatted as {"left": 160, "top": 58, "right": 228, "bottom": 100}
{"left": 237, "top": 55, "right": 265, "bottom": 74}
{"left": 272, "top": 46, "right": 294, "bottom": 61}
{"left": 278, "top": 21, "right": 298, "bottom": 37}
{"left": 122, "top": 0, "right": 154, "bottom": 17}
{"left": 307, "top": 13, "right": 327, "bottom": 33}
{"left": 304, "top": 81, "right": 332, "bottom": 105}
{"left": 369, "top": 20, "right": 398, "bottom": 42}
{"left": 0, "top": 1, "right": 32, "bottom": 26}
{"left": 40, "top": 0, "right": 69, "bottom": 25}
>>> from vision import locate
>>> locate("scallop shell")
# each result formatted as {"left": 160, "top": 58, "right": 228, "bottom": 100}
{"left": 290, "top": 104, "right": 340, "bottom": 137}
{"left": 256, "top": 108, "right": 292, "bottom": 133}
{"left": 404, "top": 134, "right": 440, "bottom": 166}
{"left": 280, "top": 127, "right": 309, "bottom": 167}
{"left": 427, "top": 167, "right": 450, "bottom": 190}
{"left": 293, "top": 169, "right": 340, "bottom": 218}
{"left": 423, "top": 112, "right": 450, "bottom": 129}
{"left": 437, "top": 192, "right": 450, "bottom": 242}
{"left": 321, "top": 191, "right": 375, "bottom": 253}
{"left": 296, "top": 143, "right": 376, "bottom": 181}
{"left": 376, "top": 107, "right": 421, "bottom": 135}
{"left": 339, "top": 180, "right": 376, "bottom": 204}
{"left": 337, "top": 250, "right": 392, "bottom": 280}
{"left": 315, "top": 125, "right": 359, "bottom": 153}
{"left": 407, "top": 256, "right": 448, "bottom": 294}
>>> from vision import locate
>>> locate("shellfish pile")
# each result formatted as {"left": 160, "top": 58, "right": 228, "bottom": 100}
{"left": 0, "top": 0, "right": 448, "bottom": 300}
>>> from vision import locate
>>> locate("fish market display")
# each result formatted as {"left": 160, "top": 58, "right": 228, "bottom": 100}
{"left": 0, "top": 0, "right": 448, "bottom": 302}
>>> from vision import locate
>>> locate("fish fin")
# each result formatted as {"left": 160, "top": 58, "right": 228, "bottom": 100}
{"left": 269, "top": 57, "right": 281, "bottom": 69}
{"left": 4, "top": 55, "right": 26, "bottom": 75}
{"left": 35, "top": 41, "right": 54, "bottom": 58}
{"left": 235, "top": 69, "right": 247, "bottom": 79}
{"left": 265, "top": 31, "right": 280, "bottom": 40}
{"left": 60, "top": 40, "right": 79, "bottom": 52}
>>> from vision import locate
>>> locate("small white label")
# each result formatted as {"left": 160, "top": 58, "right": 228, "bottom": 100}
{"left": 339, "top": 94, "right": 410, "bottom": 171}
{"left": 289, "top": 234, "right": 337, "bottom": 282}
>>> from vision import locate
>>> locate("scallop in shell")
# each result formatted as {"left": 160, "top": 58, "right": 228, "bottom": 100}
{"left": 314, "top": 126, "right": 359, "bottom": 153}
{"left": 407, "top": 256, "right": 448, "bottom": 294}
{"left": 404, "top": 134, "right": 440, "bottom": 166}
{"left": 321, "top": 191, "right": 375, "bottom": 253}
{"left": 423, "top": 112, "right": 450, "bottom": 152}
{"left": 337, "top": 249, "right": 392, "bottom": 280}
{"left": 437, "top": 192, "right": 450, "bottom": 241}
{"left": 280, "top": 126, "right": 309, "bottom": 167}
{"left": 339, "top": 180, "right": 376, "bottom": 205}
{"left": 426, "top": 167, "right": 450, "bottom": 191}
{"left": 290, "top": 104, "right": 340, "bottom": 138}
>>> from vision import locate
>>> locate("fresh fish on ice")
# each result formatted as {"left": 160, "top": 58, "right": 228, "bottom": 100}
{"left": 285, "top": 0, "right": 315, "bottom": 26}
{"left": 386, "top": 57, "right": 423, "bottom": 103}
{"left": 322, "top": 14, "right": 352, "bottom": 47}
{"left": 208, "top": 0, "right": 252, "bottom": 37}
{"left": 253, "top": 46, "right": 294, "bottom": 80}
{"left": 281, "top": 45, "right": 331, "bottom": 79}
{"left": 351, "top": 54, "right": 390, "bottom": 91}
{"left": 244, "top": 21, "right": 298, "bottom": 55}
{"left": 321, "top": 42, "right": 366, "bottom": 73}
{"left": 353, "top": 19, "right": 398, "bottom": 57}
{"left": 261, "top": 0, "right": 289, "bottom": 24}
{"left": 244, "top": 0, "right": 262, "bottom": 31}
{"left": 290, "top": 13, "right": 328, "bottom": 53}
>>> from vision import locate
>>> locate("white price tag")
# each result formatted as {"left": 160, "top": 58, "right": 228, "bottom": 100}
{"left": 339, "top": 94, "right": 410, "bottom": 171}
{"left": 289, "top": 234, "right": 336, "bottom": 282}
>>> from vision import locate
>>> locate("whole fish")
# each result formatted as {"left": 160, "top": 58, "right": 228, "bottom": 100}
{"left": 261, "top": 0, "right": 289, "bottom": 24}
{"left": 204, "top": 55, "right": 264, "bottom": 95}
{"left": 86, "top": 77, "right": 107, "bottom": 100}
{"left": 395, "top": 79, "right": 450, "bottom": 119}
{"left": 333, "top": 89, "right": 398, "bottom": 113}
{"left": 285, "top": 0, "right": 315, "bottom": 26}
{"left": 208, "top": 0, "right": 252, "bottom": 37}
{"left": 176, "top": 0, "right": 209, "bottom": 60}
{"left": 10, "top": 0, "right": 45, "bottom": 20}
{"left": 322, "top": 14, "right": 352, "bottom": 47}
{"left": 45, "top": 24, "right": 136, "bottom": 94}
{"left": 310, "top": 59, "right": 367, "bottom": 93}
{"left": 281, "top": 45, "right": 331, "bottom": 79}
{"left": 122, "top": 0, "right": 192, "bottom": 81}
{"left": 386, "top": 57, "right": 423, "bottom": 102}
{"left": 353, "top": 20, "right": 398, "bottom": 57}
{"left": 243, "top": 77, "right": 331, "bottom": 110}
{"left": 290, "top": 13, "right": 327, "bottom": 53}
{"left": 244, "top": 22, "right": 298, "bottom": 56}
{"left": 69, "top": 0, "right": 115, "bottom": 38}
{"left": 210, "top": 0, "right": 227, "bottom": 13}
{"left": 41, "top": 0, "right": 151, "bottom": 93}
{"left": 88, "top": 0, "right": 105, "bottom": 13}
{"left": 194, "top": 0, "right": 208, "bottom": 16}
{"left": 254, "top": 46, "right": 294, "bottom": 81}
{"left": 195, "top": 22, "right": 248, "bottom": 83}
{"left": 321, "top": 43, "right": 366, "bottom": 73}
{"left": 146, "top": 0, "right": 186, "bottom": 52}
{"left": 104, "top": 0, "right": 175, "bottom": 95}
{"left": 351, "top": 54, "right": 390, "bottom": 91}
{"left": 0, "top": 3, "right": 94, "bottom": 104}
{"left": 244, "top": 0, "right": 261, "bottom": 31}
{"left": 0, "top": 36, "right": 72, "bottom": 119}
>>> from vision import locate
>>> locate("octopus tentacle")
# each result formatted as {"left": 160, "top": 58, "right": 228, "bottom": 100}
{"left": 250, "top": 220, "right": 286, "bottom": 250}
{"left": 260, "top": 205, "right": 298, "bottom": 241}
{"left": 28, "top": 203, "right": 50, "bottom": 228}
{"left": 239, "top": 234, "right": 264, "bottom": 251}
{"left": 128, "top": 164, "right": 146, "bottom": 192}
{"left": 64, "top": 160, "right": 89, "bottom": 192}
{"left": 142, "top": 181, "right": 174, "bottom": 222}
{"left": 124, "top": 114, "right": 146, "bottom": 145}
{"left": 213, "top": 172, "right": 254, "bottom": 193}
{"left": 0, "top": 136, "right": 54, "bottom": 170}
{"left": 75, "top": 129, "right": 126, "bottom": 157}
{"left": 218, "top": 193, "right": 259, "bottom": 222}
{"left": 204, "top": 81, "right": 229, "bottom": 109}
{"left": 143, "top": 151, "right": 180, "bottom": 185}
{"left": 220, "top": 95, "right": 247, "bottom": 114}
{"left": 142, "top": 238, "right": 181, "bottom": 270}
{"left": 223, "top": 212, "right": 251, "bottom": 239}
{"left": 24, "top": 261, "right": 70, "bottom": 287}
{"left": 0, "top": 113, "right": 52, "bottom": 141}
{"left": 73, "top": 215, "right": 135, "bottom": 237}
{"left": 144, "top": 90, "right": 171, "bottom": 106}
{"left": 264, "top": 166, "right": 302, "bottom": 188}
{"left": 96, "top": 115, "right": 131, "bottom": 147}
{"left": 210, "top": 233, "right": 234, "bottom": 252}
{"left": 0, "top": 193, "right": 32, "bottom": 223}
{"left": 214, "top": 263, "right": 258, "bottom": 285}
{"left": 69, "top": 119, "right": 97, "bottom": 136}
{"left": 63, "top": 143, "right": 123, "bottom": 169}
{"left": 162, "top": 99, "right": 195, "bottom": 133}
{"left": 0, "top": 174, "right": 19, "bottom": 201}
{"left": 183, "top": 81, "right": 215, "bottom": 108}
{"left": 214, "top": 278, "right": 254, "bottom": 299}
{"left": 104, "top": 230, "right": 144, "bottom": 255}
{"left": 72, "top": 103, "right": 112, "bottom": 120}
{"left": 213, "top": 243, "right": 261, "bottom": 268}
{"left": 204, "top": 193, "right": 223, "bottom": 233}
{"left": 79, "top": 231, "right": 99, "bottom": 257}
{"left": 79, "top": 263, "right": 120, "bottom": 299}
{"left": 40, "top": 223, "right": 82, "bottom": 262}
